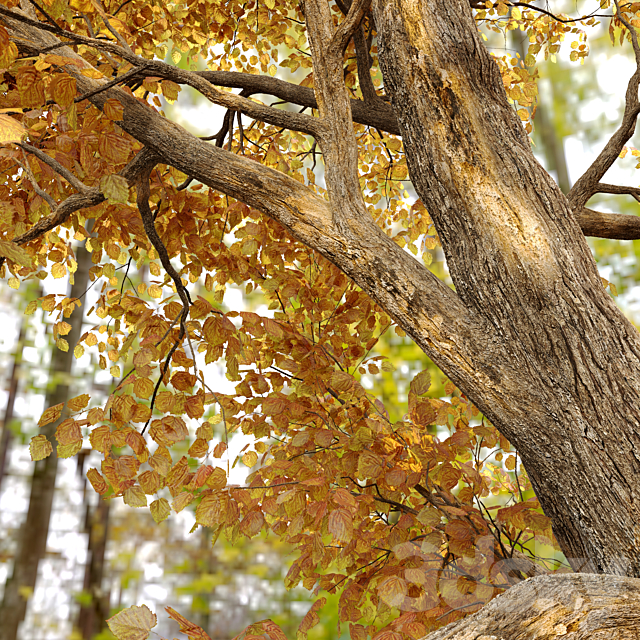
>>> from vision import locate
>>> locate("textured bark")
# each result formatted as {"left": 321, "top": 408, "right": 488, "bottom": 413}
{"left": 6, "top": 0, "right": 640, "bottom": 586}
{"left": 421, "top": 574, "right": 640, "bottom": 639}
{"left": 0, "top": 244, "right": 91, "bottom": 640}
{"left": 372, "top": 0, "right": 640, "bottom": 576}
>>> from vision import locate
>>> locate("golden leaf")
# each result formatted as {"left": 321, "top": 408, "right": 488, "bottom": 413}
{"left": 0, "top": 114, "right": 26, "bottom": 145}
{"left": 29, "top": 434, "right": 53, "bottom": 461}
{"left": 107, "top": 605, "right": 157, "bottom": 640}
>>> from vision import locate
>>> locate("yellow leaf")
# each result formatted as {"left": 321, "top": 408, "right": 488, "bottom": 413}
{"left": 107, "top": 605, "right": 157, "bottom": 640}
{"left": 74, "top": 344, "right": 85, "bottom": 358}
{"left": 87, "top": 468, "right": 108, "bottom": 494}
{"left": 0, "top": 239, "right": 32, "bottom": 267}
{"left": 103, "top": 98, "right": 124, "bottom": 121}
{"left": 328, "top": 508, "right": 353, "bottom": 542}
{"left": 517, "top": 108, "right": 529, "bottom": 121}
{"left": 51, "top": 263, "right": 66, "bottom": 279}
{"left": 8, "top": 277, "right": 19, "bottom": 290}
{"left": 67, "top": 394, "right": 90, "bottom": 412}
{"left": 80, "top": 68, "right": 105, "bottom": 79}
{"left": 171, "top": 49, "right": 182, "bottom": 65}
{"left": 148, "top": 284, "right": 163, "bottom": 298}
{"left": 38, "top": 402, "right": 64, "bottom": 427}
{"left": 51, "top": 75, "right": 76, "bottom": 108}
{"left": 25, "top": 300, "right": 38, "bottom": 315}
{"left": 268, "top": 64, "right": 277, "bottom": 77}
{"left": 123, "top": 486, "right": 147, "bottom": 508}
{"left": 56, "top": 338, "right": 69, "bottom": 352}
{"left": 205, "top": 466, "right": 226, "bottom": 490}
{"left": 150, "top": 497, "right": 171, "bottom": 523}
{"left": 0, "top": 114, "right": 26, "bottom": 145}
{"left": 172, "top": 492, "right": 194, "bottom": 513}
{"left": 30, "top": 434, "right": 53, "bottom": 461}
{"left": 242, "top": 450, "right": 258, "bottom": 467}
{"left": 110, "top": 365, "right": 121, "bottom": 377}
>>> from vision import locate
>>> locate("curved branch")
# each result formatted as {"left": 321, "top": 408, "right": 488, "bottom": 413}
{"left": 193, "top": 71, "right": 400, "bottom": 134}
{"left": 568, "top": 0, "right": 640, "bottom": 209}
{"left": 136, "top": 161, "right": 191, "bottom": 432}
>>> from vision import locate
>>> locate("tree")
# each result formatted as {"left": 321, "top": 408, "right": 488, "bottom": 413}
{"left": 2, "top": 0, "right": 640, "bottom": 636}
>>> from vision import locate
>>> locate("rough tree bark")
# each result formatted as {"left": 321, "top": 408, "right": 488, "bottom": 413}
{"left": 5, "top": 0, "right": 640, "bottom": 633}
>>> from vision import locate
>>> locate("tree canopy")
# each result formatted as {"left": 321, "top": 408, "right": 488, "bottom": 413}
{"left": 3, "top": 0, "right": 640, "bottom": 637}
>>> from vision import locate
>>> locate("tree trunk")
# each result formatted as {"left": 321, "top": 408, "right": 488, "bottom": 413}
{"left": 372, "top": 0, "right": 640, "bottom": 577}
{"left": 0, "top": 244, "right": 92, "bottom": 640}
{"left": 76, "top": 452, "right": 111, "bottom": 640}
{"left": 0, "top": 317, "right": 26, "bottom": 495}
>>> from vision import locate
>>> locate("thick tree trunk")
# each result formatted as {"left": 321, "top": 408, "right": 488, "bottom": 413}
{"left": 372, "top": 0, "right": 640, "bottom": 576}
{"left": 0, "top": 244, "right": 91, "bottom": 640}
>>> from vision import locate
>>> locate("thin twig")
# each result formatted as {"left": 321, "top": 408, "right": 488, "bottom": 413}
{"left": 75, "top": 63, "right": 150, "bottom": 103}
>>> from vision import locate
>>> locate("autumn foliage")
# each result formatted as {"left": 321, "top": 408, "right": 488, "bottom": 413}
{"left": 2, "top": 0, "right": 629, "bottom": 636}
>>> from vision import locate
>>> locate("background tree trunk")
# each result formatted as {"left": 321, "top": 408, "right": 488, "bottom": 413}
{"left": 0, "top": 318, "right": 26, "bottom": 496}
{"left": 0, "top": 244, "right": 91, "bottom": 640}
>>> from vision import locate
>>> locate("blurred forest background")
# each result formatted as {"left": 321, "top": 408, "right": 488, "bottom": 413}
{"left": 3, "top": 7, "right": 640, "bottom": 640}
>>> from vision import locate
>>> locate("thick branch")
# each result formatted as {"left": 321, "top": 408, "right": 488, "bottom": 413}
{"left": 422, "top": 574, "right": 640, "bottom": 639}
{"left": 354, "top": 23, "right": 381, "bottom": 104}
{"left": 193, "top": 71, "right": 400, "bottom": 134}
{"left": 4, "top": 11, "right": 498, "bottom": 400}
{"left": 331, "top": 0, "right": 372, "bottom": 53}
{"left": 576, "top": 207, "right": 640, "bottom": 240}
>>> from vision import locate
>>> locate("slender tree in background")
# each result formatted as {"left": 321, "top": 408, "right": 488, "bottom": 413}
{"left": 0, "top": 243, "right": 91, "bottom": 640}
{"left": 5, "top": 0, "right": 640, "bottom": 636}
{"left": 75, "top": 450, "right": 111, "bottom": 640}
{"left": 0, "top": 313, "right": 26, "bottom": 494}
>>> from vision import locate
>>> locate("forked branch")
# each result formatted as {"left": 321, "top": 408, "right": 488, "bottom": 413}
{"left": 568, "top": 0, "right": 640, "bottom": 209}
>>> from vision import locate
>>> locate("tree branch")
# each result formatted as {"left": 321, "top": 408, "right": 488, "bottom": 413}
{"left": 136, "top": 161, "right": 191, "bottom": 432}
{"left": 331, "top": 0, "right": 372, "bottom": 54}
{"left": 0, "top": 147, "right": 158, "bottom": 272}
{"left": 591, "top": 182, "right": 640, "bottom": 202}
{"left": 568, "top": 0, "right": 640, "bottom": 209}
{"left": 575, "top": 207, "right": 640, "bottom": 240}
{"left": 18, "top": 142, "right": 91, "bottom": 192}
{"left": 0, "top": 5, "right": 323, "bottom": 137}
{"left": 194, "top": 70, "right": 399, "bottom": 134}
{"left": 4, "top": 4, "right": 507, "bottom": 425}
